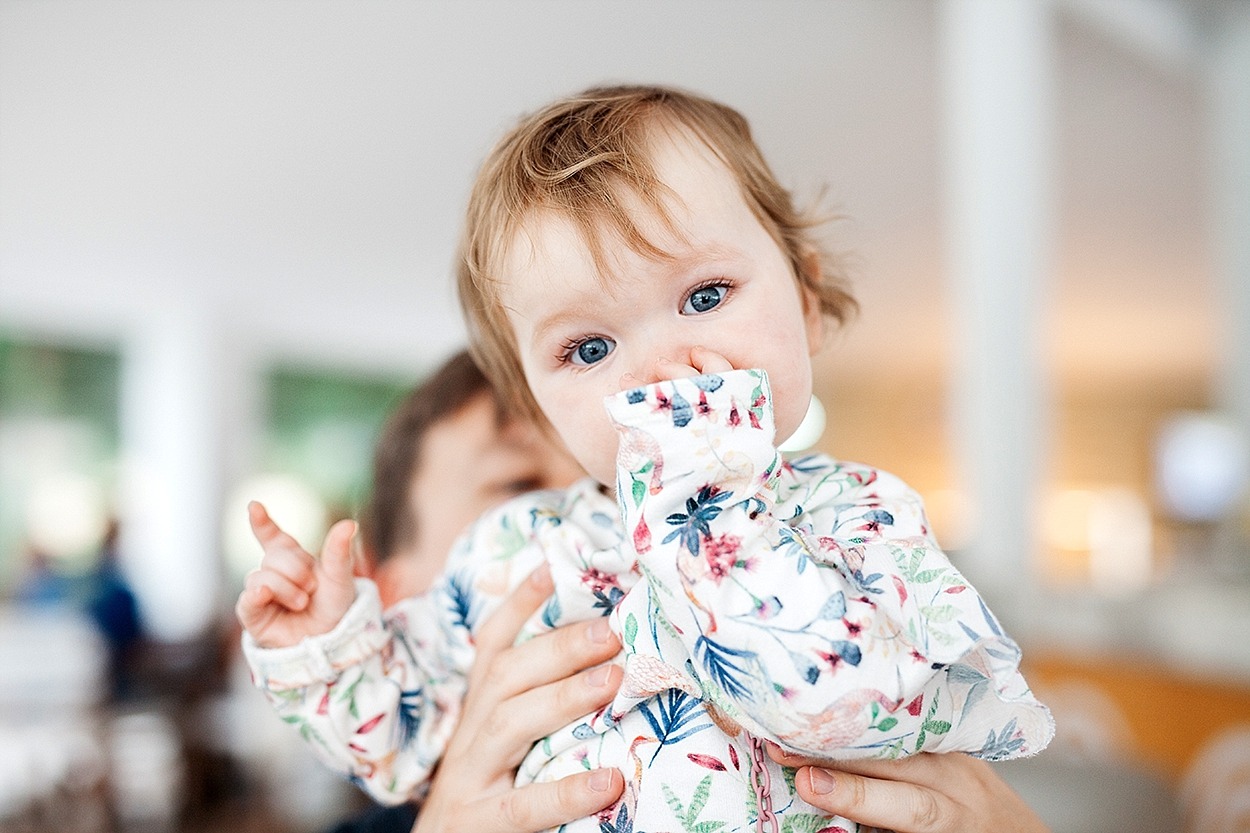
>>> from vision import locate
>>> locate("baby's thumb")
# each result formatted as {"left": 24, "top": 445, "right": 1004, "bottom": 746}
{"left": 320, "top": 519, "right": 357, "bottom": 586}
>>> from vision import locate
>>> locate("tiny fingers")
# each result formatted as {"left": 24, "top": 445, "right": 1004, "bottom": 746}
{"left": 245, "top": 567, "right": 311, "bottom": 612}
{"left": 689, "top": 346, "right": 733, "bottom": 374}
{"left": 320, "top": 518, "right": 357, "bottom": 582}
{"left": 653, "top": 356, "right": 699, "bottom": 381}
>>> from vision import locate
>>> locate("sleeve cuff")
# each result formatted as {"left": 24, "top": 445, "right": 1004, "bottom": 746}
{"left": 604, "top": 368, "right": 775, "bottom": 437}
{"left": 241, "top": 578, "right": 391, "bottom": 691}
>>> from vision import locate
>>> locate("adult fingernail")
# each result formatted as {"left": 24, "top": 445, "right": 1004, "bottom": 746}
{"left": 588, "top": 769, "right": 613, "bottom": 792}
{"left": 585, "top": 664, "right": 613, "bottom": 687}
{"left": 808, "top": 768, "right": 835, "bottom": 796}
{"left": 587, "top": 617, "right": 612, "bottom": 643}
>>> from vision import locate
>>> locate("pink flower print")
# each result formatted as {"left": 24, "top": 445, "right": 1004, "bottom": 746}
{"left": 633, "top": 516, "right": 651, "bottom": 554}
{"left": 580, "top": 566, "right": 618, "bottom": 594}
{"left": 702, "top": 532, "right": 742, "bottom": 583}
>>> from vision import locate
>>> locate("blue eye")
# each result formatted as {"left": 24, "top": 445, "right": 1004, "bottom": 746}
{"left": 683, "top": 284, "right": 727, "bottom": 314}
{"left": 569, "top": 336, "right": 615, "bottom": 366}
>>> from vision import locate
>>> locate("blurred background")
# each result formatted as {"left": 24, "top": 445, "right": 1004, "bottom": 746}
{"left": 2, "top": 1, "right": 1248, "bottom": 831}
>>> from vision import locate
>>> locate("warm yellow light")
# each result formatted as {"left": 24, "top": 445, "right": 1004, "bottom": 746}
{"left": 25, "top": 471, "right": 109, "bottom": 560}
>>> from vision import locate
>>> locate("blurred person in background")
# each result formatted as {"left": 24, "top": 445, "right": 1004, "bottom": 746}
{"left": 312, "top": 348, "right": 1051, "bottom": 833}
{"left": 83, "top": 518, "right": 146, "bottom": 702}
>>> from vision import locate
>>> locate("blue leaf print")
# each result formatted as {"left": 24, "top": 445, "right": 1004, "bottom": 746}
{"left": 444, "top": 569, "right": 475, "bottom": 630}
{"left": 692, "top": 374, "right": 724, "bottom": 393}
{"left": 696, "top": 635, "right": 757, "bottom": 702}
{"left": 978, "top": 595, "right": 1003, "bottom": 637}
{"left": 829, "top": 640, "right": 862, "bottom": 666}
{"left": 599, "top": 802, "right": 632, "bottom": 833}
{"left": 592, "top": 586, "right": 625, "bottom": 614}
{"left": 789, "top": 650, "right": 821, "bottom": 685}
{"left": 946, "top": 664, "right": 988, "bottom": 686}
{"left": 397, "top": 687, "right": 423, "bottom": 748}
{"left": 671, "top": 389, "right": 692, "bottom": 427}
{"left": 851, "top": 570, "right": 886, "bottom": 594}
{"left": 572, "top": 722, "right": 596, "bottom": 740}
{"left": 817, "top": 591, "right": 847, "bottom": 620}
{"left": 787, "top": 455, "right": 827, "bottom": 473}
{"left": 541, "top": 594, "right": 562, "bottom": 628}
{"left": 984, "top": 645, "right": 1020, "bottom": 662}
{"left": 662, "top": 487, "right": 730, "bottom": 555}
{"left": 862, "top": 509, "right": 895, "bottom": 526}
{"left": 978, "top": 718, "right": 1025, "bottom": 760}
{"left": 638, "top": 689, "right": 713, "bottom": 763}
{"left": 626, "top": 388, "right": 646, "bottom": 404}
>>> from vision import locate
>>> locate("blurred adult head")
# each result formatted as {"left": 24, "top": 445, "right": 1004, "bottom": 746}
{"left": 359, "top": 350, "right": 583, "bottom": 607}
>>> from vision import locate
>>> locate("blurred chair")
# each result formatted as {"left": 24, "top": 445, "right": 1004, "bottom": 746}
{"left": 1180, "top": 724, "right": 1250, "bottom": 833}
{"left": 994, "top": 674, "right": 1184, "bottom": 833}
{"left": 0, "top": 606, "right": 109, "bottom": 829}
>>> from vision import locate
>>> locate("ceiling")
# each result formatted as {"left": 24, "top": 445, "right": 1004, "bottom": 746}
{"left": 0, "top": 0, "right": 1223, "bottom": 393}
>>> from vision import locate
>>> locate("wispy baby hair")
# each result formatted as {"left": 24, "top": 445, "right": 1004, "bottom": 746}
{"left": 456, "top": 83, "right": 856, "bottom": 424}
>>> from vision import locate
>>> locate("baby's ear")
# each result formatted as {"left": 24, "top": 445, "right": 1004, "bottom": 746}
{"left": 798, "top": 251, "right": 826, "bottom": 355}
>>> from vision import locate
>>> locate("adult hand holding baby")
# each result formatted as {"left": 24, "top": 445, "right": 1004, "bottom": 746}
{"left": 766, "top": 745, "right": 1051, "bottom": 833}
{"left": 413, "top": 564, "right": 625, "bottom": 833}
{"left": 235, "top": 501, "right": 358, "bottom": 648}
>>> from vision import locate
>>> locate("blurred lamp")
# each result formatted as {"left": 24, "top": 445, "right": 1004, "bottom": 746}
{"left": 1155, "top": 413, "right": 1249, "bottom": 523}
{"left": 25, "top": 471, "right": 109, "bottom": 560}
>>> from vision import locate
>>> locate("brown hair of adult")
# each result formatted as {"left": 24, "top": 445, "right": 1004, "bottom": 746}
{"left": 456, "top": 83, "right": 857, "bottom": 426}
{"left": 360, "top": 349, "right": 495, "bottom": 566}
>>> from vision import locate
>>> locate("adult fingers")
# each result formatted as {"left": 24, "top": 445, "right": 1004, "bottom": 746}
{"left": 472, "top": 565, "right": 554, "bottom": 661}
{"left": 792, "top": 766, "right": 950, "bottom": 833}
{"left": 765, "top": 744, "right": 944, "bottom": 786}
{"left": 475, "top": 615, "right": 621, "bottom": 704}
{"left": 417, "top": 768, "right": 623, "bottom": 833}
{"left": 470, "top": 662, "right": 623, "bottom": 771}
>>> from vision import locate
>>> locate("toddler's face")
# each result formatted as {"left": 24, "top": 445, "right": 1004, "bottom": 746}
{"left": 498, "top": 129, "right": 823, "bottom": 487}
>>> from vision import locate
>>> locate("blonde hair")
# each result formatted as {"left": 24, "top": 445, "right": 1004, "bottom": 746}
{"left": 456, "top": 83, "right": 856, "bottom": 424}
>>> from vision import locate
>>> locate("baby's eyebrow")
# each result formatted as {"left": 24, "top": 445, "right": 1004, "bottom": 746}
{"left": 529, "top": 304, "right": 601, "bottom": 349}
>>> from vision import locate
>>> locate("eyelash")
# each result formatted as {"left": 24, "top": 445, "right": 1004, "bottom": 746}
{"left": 557, "top": 334, "right": 612, "bottom": 367}
{"left": 684, "top": 279, "right": 734, "bottom": 312}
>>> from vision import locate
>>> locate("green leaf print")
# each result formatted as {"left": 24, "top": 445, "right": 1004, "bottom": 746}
{"left": 919, "top": 604, "right": 960, "bottom": 623}
{"left": 624, "top": 612, "right": 638, "bottom": 651}
{"left": 781, "top": 813, "right": 834, "bottom": 833}
{"left": 661, "top": 775, "right": 725, "bottom": 833}
{"left": 915, "top": 695, "right": 953, "bottom": 751}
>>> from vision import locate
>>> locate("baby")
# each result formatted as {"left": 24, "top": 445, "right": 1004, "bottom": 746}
{"left": 237, "top": 84, "right": 1053, "bottom": 833}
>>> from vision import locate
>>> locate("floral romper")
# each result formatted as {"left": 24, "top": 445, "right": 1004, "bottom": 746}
{"left": 243, "top": 369, "right": 1054, "bottom": 833}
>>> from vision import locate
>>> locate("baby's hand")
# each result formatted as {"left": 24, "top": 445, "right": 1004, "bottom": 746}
{"left": 643, "top": 346, "right": 735, "bottom": 385}
{"left": 235, "top": 501, "right": 358, "bottom": 649}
